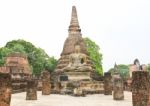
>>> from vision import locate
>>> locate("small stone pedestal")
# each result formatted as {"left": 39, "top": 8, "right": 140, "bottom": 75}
{"left": 0, "top": 73, "right": 11, "bottom": 106}
{"left": 132, "top": 71, "right": 149, "bottom": 106}
{"left": 55, "top": 82, "right": 61, "bottom": 94}
{"left": 73, "top": 87, "right": 85, "bottom": 97}
{"left": 26, "top": 80, "right": 37, "bottom": 100}
{"left": 104, "top": 72, "right": 112, "bottom": 95}
{"left": 42, "top": 71, "right": 51, "bottom": 95}
{"left": 113, "top": 77, "right": 124, "bottom": 100}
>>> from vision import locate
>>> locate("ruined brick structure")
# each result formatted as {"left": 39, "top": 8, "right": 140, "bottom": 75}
{"left": 0, "top": 52, "right": 32, "bottom": 93}
{"left": 132, "top": 71, "right": 149, "bottom": 106}
{"left": 5, "top": 52, "right": 31, "bottom": 76}
{"left": 26, "top": 79, "right": 37, "bottom": 100}
{"left": 128, "top": 59, "right": 148, "bottom": 78}
{"left": 0, "top": 73, "right": 11, "bottom": 106}
{"left": 126, "top": 59, "right": 148, "bottom": 91}
{"left": 104, "top": 72, "right": 112, "bottom": 95}
{"left": 7, "top": 52, "right": 31, "bottom": 93}
{"left": 0, "top": 67, "right": 10, "bottom": 73}
{"left": 41, "top": 71, "right": 51, "bottom": 95}
{"left": 54, "top": 6, "right": 104, "bottom": 95}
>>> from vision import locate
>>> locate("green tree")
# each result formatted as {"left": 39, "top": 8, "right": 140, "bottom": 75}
{"left": 108, "top": 68, "right": 114, "bottom": 74}
{"left": 108, "top": 64, "right": 129, "bottom": 80}
{"left": 84, "top": 37, "right": 103, "bottom": 75}
{"left": 10, "top": 44, "right": 26, "bottom": 54}
{"left": 29, "top": 48, "right": 49, "bottom": 74}
{"left": 45, "top": 56, "right": 58, "bottom": 72}
{"left": 118, "top": 64, "right": 129, "bottom": 80}
{"left": 0, "top": 47, "right": 13, "bottom": 66}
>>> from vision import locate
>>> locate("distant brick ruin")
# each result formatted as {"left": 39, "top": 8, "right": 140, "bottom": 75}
{"left": 0, "top": 52, "right": 32, "bottom": 93}
{"left": 5, "top": 52, "right": 31, "bottom": 76}
{"left": 125, "top": 59, "right": 148, "bottom": 91}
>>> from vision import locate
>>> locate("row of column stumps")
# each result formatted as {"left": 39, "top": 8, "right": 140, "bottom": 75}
{"left": 19, "top": 62, "right": 150, "bottom": 106}
{"left": 0, "top": 70, "right": 53, "bottom": 105}
{"left": 104, "top": 72, "right": 124, "bottom": 100}
{"left": 2, "top": 67, "right": 150, "bottom": 105}
{"left": 26, "top": 70, "right": 150, "bottom": 105}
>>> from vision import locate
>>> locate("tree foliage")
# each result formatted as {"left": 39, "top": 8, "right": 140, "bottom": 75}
{"left": 117, "top": 64, "right": 129, "bottom": 80}
{"left": 0, "top": 39, "right": 57, "bottom": 74}
{"left": 108, "top": 64, "right": 129, "bottom": 80}
{"left": 84, "top": 37, "right": 103, "bottom": 75}
{"left": 45, "top": 56, "right": 58, "bottom": 72}
{"left": 0, "top": 47, "right": 13, "bottom": 66}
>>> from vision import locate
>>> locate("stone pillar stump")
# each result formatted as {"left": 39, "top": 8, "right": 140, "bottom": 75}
{"left": 0, "top": 73, "right": 11, "bottom": 106}
{"left": 26, "top": 80, "right": 37, "bottom": 100}
{"left": 104, "top": 72, "right": 112, "bottom": 95}
{"left": 42, "top": 71, "right": 51, "bottom": 95}
{"left": 113, "top": 77, "right": 124, "bottom": 100}
{"left": 132, "top": 71, "right": 149, "bottom": 106}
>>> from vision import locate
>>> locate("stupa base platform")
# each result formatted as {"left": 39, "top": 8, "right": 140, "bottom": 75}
{"left": 60, "top": 80, "right": 104, "bottom": 95}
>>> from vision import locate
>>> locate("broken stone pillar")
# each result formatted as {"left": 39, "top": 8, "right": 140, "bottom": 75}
{"left": 26, "top": 79, "right": 37, "bottom": 100}
{"left": 113, "top": 77, "right": 124, "bottom": 100}
{"left": 0, "top": 73, "right": 11, "bottom": 106}
{"left": 132, "top": 71, "right": 149, "bottom": 106}
{"left": 41, "top": 71, "right": 51, "bottom": 95}
{"left": 104, "top": 72, "right": 112, "bottom": 95}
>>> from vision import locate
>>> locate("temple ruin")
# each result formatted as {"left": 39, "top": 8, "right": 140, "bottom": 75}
{"left": 0, "top": 52, "right": 32, "bottom": 93}
{"left": 54, "top": 6, "right": 104, "bottom": 95}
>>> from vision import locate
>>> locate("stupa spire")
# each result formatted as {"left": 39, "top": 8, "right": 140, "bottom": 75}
{"left": 68, "top": 6, "right": 81, "bottom": 33}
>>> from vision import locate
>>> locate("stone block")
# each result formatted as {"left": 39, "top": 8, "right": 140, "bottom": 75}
{"left": 26, "top": 80, "right": 37, "bottom": 100}
{"left": 41, "top": 71, "right": 51, "bottom": 95}
{"left": 113, "top": 77, "right": 124, "bottom": 100}
{"left": 0, "top": 73, "right": 11, "bottom": 106}
{"left": 104, "top": 72, "right": 112, "bottom": 95}
{"left": 132, "top": 71, "right": 149, "bottom": 106}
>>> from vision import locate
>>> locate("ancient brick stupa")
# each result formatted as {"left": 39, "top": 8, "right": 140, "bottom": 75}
{"left": 55, "top": 6, "right": 104, "bottom": 95}
{"left": 56, "top": 6, "right": 90, "bottom": 71}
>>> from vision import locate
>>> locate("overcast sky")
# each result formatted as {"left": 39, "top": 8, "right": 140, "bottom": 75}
{"left": 0, "top": 0, "right": 150, "bottom": 71}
